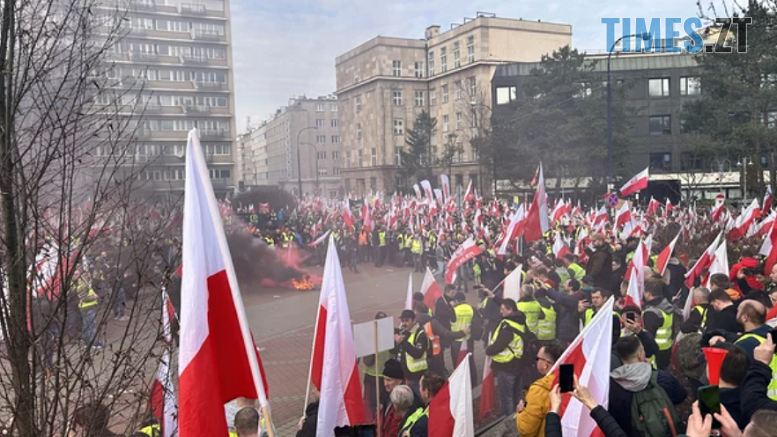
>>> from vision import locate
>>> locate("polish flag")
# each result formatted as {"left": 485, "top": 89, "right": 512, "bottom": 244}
{"left": 308, "top": 230, "right": 332, "bottom": 247}
{"left": 552, "top": 233, "right": 572, "bottom": 259}
{"left": 619, "top": 167, "right": 649, "bottom": 197}
{"left": 549, "top": 298, "right": 614, "bottom": 437}
{"left": 343, "top": 204, "right": 355, "bottom": 229}
{"left": 419, "top": 267, "right": 443, "bottom": 311}
{"left": 456, "top": 339, "right": 468, "bottom": 366}
{"left": 765, "top": 185, "right": 773, "bottom": 213}
{"left": 524, "top": 164, "right": 549, "bottom": 242}
{"left": 497, "top": 204, "right": 525, "bottom": 255}
{"left": 551, "top": 199, "right": 566, "bottom": 223}
{"left": 664, "top": 199, "right": 675, "bottom": 218}
{"left": 593, "top": 207, "right": 608, "bottom": 227}
{"left": 464, "top": 180, "right": 474, "bottom": 202}
{"left": 441, "top": 174, "right": 451, "bottom": 202}
{"left": 685, "top": 232, "right": 722, "bottom": 289}
{"left": 760, "top": 221, "right": 777, "bottom": 277}
{"left": 727, "top": 199, "right": 761, "bottom": 240}
{"left": 613, "top": 201, "right": 632, "bottom": 233}
{"left": 445, "top": 238, "right": 483, "bottom": 284}
{"left": 178, "top": 129, "right": 269, "bottom": 437}
{"left": 624, "top": 239, "right": 646, "bottom": 301}
{"left": 479, "top": 357, "right": 495, "bottom": 420}
{"left": 647, "top": 197, "right": 661, "bottom": 216}
{"left": 655, "top": 232, "right": 680, "bottom": 276}
{"left": 310, "top": 238, "right": 365, "bottom": 436}
{"left": 429, "top": 355, "right": 475, "bottom": 437}
{"left": 413, "top": 184, "right": 422, "bottom": 200}
{"left": 711, "top": 201, "right": 725, "bottom": 223}
{"left": 421, "top": 179, "right": 434, "bottom": 203}
{"left": 704, "top": 240, "right": 729, "bottom": 288}
{"left": 150, "top": 349, "right": 177, "bottom": 437}
{"left": 362, "top": 201, "right": 373, "bottom": 231}
{"left": 625, "top": 264, "right": 643, "bottom": 310}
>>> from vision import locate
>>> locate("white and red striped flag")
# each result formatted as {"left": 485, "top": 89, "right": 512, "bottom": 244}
{"left": 178, "top": 129, "right": 269, "bottom": 437}
{"left": 421, "top": 179, "right": 434, "bottom": 202}
{"left": 647, "top": 197, "right": 661, "bottom": 216}
{"left": 655, "top": 232, "right": 680, "bottom": 277}
{"left": 310, "top": 237, "right": 365, "bottom": 436}
{"left": 548, "top": 298, "right": 614, "bottom": 437}
{"left": 760, "top": 221, "right": 777, "bottom": 274}
{"left": 552, "top": 232, "right": 571, "bottom": 259}
{"left": 149, "top": 287, "right": 177, "bottom": 437}
{"left": 497, "top": 204, "right": 525, "bottom": 255}
{"left": 405, "top": 272, "right": 414, "bottom": 310}
{"left": 419, "top": 267, "right": 443, "bottom": 311}
{"left": 445, "top": 238, "right": 483, "bottom": 284}
{"left": 705, "top": 240, "right": 729, "bottom": 288}
{"left": 619, "top": 167, "right": 649, "bottom": 197}
{"left": 441, "top": 174, "right": 450, "bottom": 203}
{"left": 429, "top": 354, "right": 475, "bottom": 437}
{"left": 342, "top": 203, "right": 355, "bottom": 229}
{"left": 524, "top": 163, "right": 549, "bottom": 242}
{"left": 685, "top": 231, "right": 722, "bottom": 289}
{"left": 765, "top": 185, "right": 774, "bottom": 213}
{"left": 479, "top": 356, "right": 495, "bottom": 420}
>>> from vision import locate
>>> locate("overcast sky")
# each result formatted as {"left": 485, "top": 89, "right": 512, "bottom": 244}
{"left": 230, "top": 0, "right": 704, "bottom": 131}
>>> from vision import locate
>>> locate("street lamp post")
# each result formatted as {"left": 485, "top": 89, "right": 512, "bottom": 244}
{"left": 300, "top": 142, "right": 319, "bottom": 192}
{"left": 738, "top": 156, "right": 752, "bottom": 204}
{"left": 296, "top": 126, "right": 317, "bottom": 197}
{"left": 607, "top": 33, "right": 650, "bottom": 185}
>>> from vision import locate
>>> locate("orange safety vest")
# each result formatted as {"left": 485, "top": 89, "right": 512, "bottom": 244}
{"left": 424, "top": 322, "right": 441, "bottom": 356}
{"left": 359, "top": 232, "right": 368, "bottom": 246}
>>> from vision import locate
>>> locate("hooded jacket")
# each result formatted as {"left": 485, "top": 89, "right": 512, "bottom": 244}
{"left": 544, "top": 287, "right": 581, "bottom": 343}
{"left": 730, "top": 257, "right": 765, "bottom": 293}
{"left": 609, "top": 362, "right": 686, "bottom": 437}
{"left": 485, "top": 311, "right": 528, "bottom": 373}
{"left": 642, "top": 297, "right": 675, "bottom": 340}
{"left": 587, "top": 244, "right": 614, "bottom": 289}
{"left": 515, "top": 373, "right": 555, "bottom": 437}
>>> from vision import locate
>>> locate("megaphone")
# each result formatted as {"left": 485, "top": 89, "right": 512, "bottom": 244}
{"left": 703, "top": 347, "right": 729, "bottom": 386}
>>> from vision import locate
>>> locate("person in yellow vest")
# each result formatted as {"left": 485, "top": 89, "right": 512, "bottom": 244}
{"left": 76, "top": 271, "right": 102, "bottom": 349}
{"left": 562, "top": 253, "right": 585, "bottom": 281}
{"left": 395, "top": 309, "right": 429, "bottom": 397}
{"left": 401, "top": 373, "right": 446, "bottom": 437}
{"left": 679, "top": 287, "right": 710, "bottom": 334}
{"left": 403, "top": 230, "right": 414, "bottom": 266}
{"left": 411, "top": 231, "right": 424, "bottom": 272}
{"left": 134, "top": 419, "right": 160, "bottom": 437}
{"left": 485, "top": 298, "right": 529, "bottom": 416}
{"left": 376, "top": 225, "right": 388, "bottom": 268}
{"left": 535, "top": 288, "right": 557, "bottom": 342}
{"left": 416, "top": 304, "right": 464, "bottom": 376}
{"left": 449, "top": 292, "right": 480, "bottom": 385}
{"left": 582, "top": 288, "right": 622, "bottom": 342}
{"left": 281, "top": 228, "right": 294, "bottom": 249}
{"left": 642, "top": 281, "right": 674, "bottom": 370}
{"left": 751, "top": 332, "right": 777, "bottom": 403}
{"left": 362, "top": 311, "right": 391, "bottom": 420}
{"left": 393, "top": 385, "right": 423, "bottom": 437}
{"left": 734, "top": 300, "right": 772, "bottom": 361}
{"left": 425, "top": 230, "right": 437, "bottom": 273}
{"left": 516, "top": 284, "right": 545, "bottom": 337}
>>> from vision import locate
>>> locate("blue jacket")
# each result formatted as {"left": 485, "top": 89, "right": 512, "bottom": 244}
{"left": 545, "top": 287, "right": 580, "bottom": 343}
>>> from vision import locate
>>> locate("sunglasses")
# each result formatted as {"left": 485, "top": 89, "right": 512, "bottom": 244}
{"left": 535, "top": 356, "right": 552, "bottom": 365}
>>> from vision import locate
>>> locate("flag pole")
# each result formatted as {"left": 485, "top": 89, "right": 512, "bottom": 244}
{"left": 303, "top": 237, "right": 330, "bottom": 415}
{"left": 374, "top": 320, "right": 381, "bottom": 437}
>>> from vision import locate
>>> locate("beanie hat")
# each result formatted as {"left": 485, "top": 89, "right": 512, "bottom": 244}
{"left": 383, "top": 359, "right": 404, "bottom": 379}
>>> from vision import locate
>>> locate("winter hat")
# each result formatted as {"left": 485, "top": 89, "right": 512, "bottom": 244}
{"left": 383, "top": 359, "right": 404, "bottom": 379}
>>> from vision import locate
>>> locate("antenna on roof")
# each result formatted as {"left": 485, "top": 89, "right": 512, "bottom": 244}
{"left": 476, "top": 11, "right": 496, "bottom": 18}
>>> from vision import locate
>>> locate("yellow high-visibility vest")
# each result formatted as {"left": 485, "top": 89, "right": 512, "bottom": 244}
{"left": 452, "top": 303, "right": 474, "bottom": 339}
{"left": 490, "top": 319, "right": 525, "bottom": 364}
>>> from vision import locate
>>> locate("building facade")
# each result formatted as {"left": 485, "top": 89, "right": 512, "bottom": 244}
{"left": 335, "top": 13, "right": 572, "bottom": 196}
{"left": 99, "top": 0, "right": 237, "bottom": 197}
{"left": 238, "top": 96, "right": 343, "bottom": 197}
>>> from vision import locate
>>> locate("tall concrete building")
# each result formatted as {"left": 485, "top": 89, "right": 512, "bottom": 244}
{"left": 238, "top": 96, "right": 343, "bottom": 197}
{"left": 335, "top": 13, "right": 572, "bottom": 196}
{"left": 100, "top": 0, "right": 237, "bottom": 197}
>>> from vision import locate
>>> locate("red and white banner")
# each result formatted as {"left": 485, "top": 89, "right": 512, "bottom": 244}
{"left": 619, "top": 167, "right": 649, "bottom": 197}
{"left": 421, "top": 180, "right": 434, "bottom": 203}
{"left": 727, "top": 198, "right": 761, "bottom": 240}
{"left": 760, "top": 221, "right": 777, "bottom": 275}
{"left": 549, "top": 298, "right": 614, "bottom": 437}
{"left": 178, "top": 129, "right": 269, "bottom": 437}
{"left": 413, "top": 184, "right": 422, "bottom": 199}
{"left": 497, "top": 204, "right": 525, "bottom": 255}
{"left": 765, "top": 185, "right": 773, "bottom": 213}
{"left": 419, "top": 267, "right": 443, "bottom": 311}
{"left": 685, "top": 231, "right": 722, "bottom": 289}
{"left": 445, "top": 238, "right": 483, "bottom": 284}
{"left": 524, "top": 164, "right": 549, "bottom": 242}
{"left": 310, "top": 237, "right": 365, "bottom": 436}
{"left": 655, "top": 232, "right": 680, "bottom": 277}
{"left": 441, "top": 174, "right": 450, "bottom": 203}
{"left": 479, "top": 356, "right": 495, "bottom": 421}
{"left": 308, "top": 230, "right": 331, "bottom": 247}
{"left": 150, "top": 349, "right": 177, "bottom": 437}
{"left": 429, "top": 354, "right": 474, "bottom": 437}
{"left": 647, "top": 197, "right": 661, "bottom": 216}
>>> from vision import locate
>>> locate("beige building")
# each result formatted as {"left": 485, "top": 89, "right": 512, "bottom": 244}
{"left": 99, "top": 0, "right": 238, "bottom": 197}
{"left": 335, "top": 13, "right": 572, "bottom": 196}
{"left": 238, "top": 96, "right": 343, "bottom": 197}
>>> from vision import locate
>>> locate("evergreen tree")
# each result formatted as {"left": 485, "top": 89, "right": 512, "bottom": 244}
{"left": 399, "top": 110, "right": 436, "bottom": 183}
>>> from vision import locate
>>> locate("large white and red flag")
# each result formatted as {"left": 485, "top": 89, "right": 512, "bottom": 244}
{"left": 445, "top": 238, "right": 483, "bottom": 284}
{"left": 765, "top": 185, "right": 774, "bottom": 213}
{"left": 727, "top": 198, "right": 761, "bottom": 240}
{"left": 552, "top": 232, "right": 572, "bottom": 259}
{"left": 549, "top": 297, "right": 614, "bottom": 437}
{"left": 178, "top": 129, "right": 269, "bottom": 437}
{"left": 440, "top": 174, "right": 450, "bottom": 202}
{"left": 310, "top": 237, "right": 365, "bottom": 436}
{"left": 760, "top": 221, "right": 777, "bottom": 274}
{"left": 612, "top": 201, "right": 632, "bottom": 233}
{"left": 619, "top": 167, "right": 649, "bottom": 197}
{"left": 342, "top": 203, "right": 355, "bottom": 229}
{"left": 655, "top": 232, "right": 681, "bottom": 277}
{"left": 524, "top": 164, "right": 549, "bottom": 242}
{"left": 429, "top": 354, "right": 475, "bottom": 437}
{"left": 421, "top": 179, "right": 434, "bottom": 202}
{"left": 149, "top": 288, "right": 177, "bottom": 437}
{"left": 685, "top": 231, "right": 722, "bottom": 289}
{"left": 497, "top": 204, "right": 525, "bottom": 255}
{"left": 405, "top": 272, "right": 414, "bottom": 310}
{"left": 419, "top": 267, "right": 443, "bottom": 311}
{"left": 705, "top": 240, "right": 729, "bottom": 288}
{"left": 647, "top": 197, "right": 661, "bottom": 216}
{"left": 479, "top": 356, "right": 496, "bottom": 420}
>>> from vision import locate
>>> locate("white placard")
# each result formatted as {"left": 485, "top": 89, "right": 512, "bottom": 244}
{"left": 353, "top": 317, "right": 394, "bottom": 358}
{"left": 503, "top": 264, "right": 523, "bottom": 301}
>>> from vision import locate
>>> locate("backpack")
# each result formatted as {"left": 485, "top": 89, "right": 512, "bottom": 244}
{"left": 630, "top": 371, "right": 682, "bottom": 437}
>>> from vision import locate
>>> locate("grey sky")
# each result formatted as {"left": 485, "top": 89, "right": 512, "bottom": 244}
{"left": 230, "top": 0, "right": 703, "bottom": 131}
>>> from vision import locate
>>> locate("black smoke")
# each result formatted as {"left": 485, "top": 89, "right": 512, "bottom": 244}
{"left": 226, "top": 230, "right": 305, "bottom": 285}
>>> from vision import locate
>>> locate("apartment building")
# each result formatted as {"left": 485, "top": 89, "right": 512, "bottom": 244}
{"left": 238, "top": 96, "right": 342, "bottom": 197}
{"left": 335, "top": 13, "right": 572, "bottom": 196}
{"left": 98, "top": 0, "right": 237, "bottom": 197}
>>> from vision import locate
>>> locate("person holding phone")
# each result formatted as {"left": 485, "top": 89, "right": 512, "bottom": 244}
{"left": 545, "top": 377, "right": 629, "bottom": 437}
{"left": 514, "top": 340, "right": 564, "bottom": 437}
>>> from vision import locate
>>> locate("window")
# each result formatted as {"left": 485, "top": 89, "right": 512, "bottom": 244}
{"left": 680, "top": 77, "right": 701, "bottom": 96}
{"left": 355, "top": 96, "right": 362, "bottom": 113}
{"left": 358, "top": 150, "right": 363, "bottom": 167}
{"left": 468, "top": 77, "right": 476, "bottom": 97}
{"left": 443, "top": 114, "right": 450, "bottom": 132}
{"left": 456, "top": 112, "right": 462, "bottom": 129}
{"left": 371, "top": 148, "right": 377, "bottom": 166}
{"left": 430, "top": 89, "right": 437, "bottom": 106}
{"left": 332, "top": 135, "right": 340, "bottom": 143}
{"left": 392, "top": 60, "right": 402, "bottom": 77}
{"left": 648, "top": 78, "right": 670, "bottom": 97}
{"left": 333, "top": 167, "right": 341, "bottom": 176}
{"left": 649, "top": 153, "right": 672, "bottom": 171}
{"left": 442, "top": 85, "right": 449, "bottom": 103}
{"left": 769, "top": 111, "right": 777, "bottom": 128}
{"left": 316, "top": 103, "right": 325, "bottom": 112}
{"left": 346, "top": 151, "right": 351, "bottom": 168}
{"left": 414, "top": 61, "right": 424, "bottom": 78}
{"left": 331, "top": 103, "right": 338, "bottom": 112}
{"left": 331, "top": 119, "right": 338, "bottom": 128}
{"left": 649, "top": 115, "right": 672, "bottom": 135}
{"left": 393, "top": 118, "right": 404, "bottom": 135}
{"left": 467, "top": 36, "right": 475, "bottom": 63}
{"left": 315, "top": 119, "right": 325, "bottom": 128}
{"left": 317, "top": 151, "right": 327, "bottom": 160}
{"left": 428, "top": 51, "right": 435, "bottom": 76}
{"left": 357, "top": 123, "right": 362, "bottom": 140}
{"left": 209, "top": 168, "right": 231, "bottom": 180}
{"left": 453, "top": 42, "right": 460, "bottom": 68}
{"left": 392, "top": 89, "right": 403, "bottom": 106}
{"left": 455, "top": 81, "right": 462, "bottom": 100}
{"left": 332, "top": 151, "right": 340, "bottom": 160}
{"left": 415, "top": 90, "right": 424, "bottom": 107}
{"left": 316, "top": 135, "right": 326, "bottom": 144}
{"left": 318, "top": 168, "right": 328, "bottom": 176}
{"left": 681, "top": 152, "right": 704, "bottom": 171}
{"left": 440, "top": 48, "right": 447, "bottom": 73}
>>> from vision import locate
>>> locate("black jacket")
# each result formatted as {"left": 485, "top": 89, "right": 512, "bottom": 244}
{"left": 720, "top": 387, "right": 748, "bottom": 430}
{"left": 398, "top": 325, "right": 428, "bottom": 380}
{"left": 703, "top": 304, "right": 741, "bottom": 337}
{"left": 545, "top": 406, "right": 628, "bottom": 437}
{"left": 545, "top": 287, "right": 580, "bottom": 343}
{"left": 296, "top": 402, "right": 319, "bottom": 437}
{"left": 741, "top": 361, "right": 777, "bottom": 421}
{"left": 587, "top": 245, "right": 614, "bottom": 289}
{"left": 484, "top": 311, "right": 527, "bottom": 373}
{"left": 434, "top": 296, "right": 456, "bottom": 331}
{"left": 680, "top": 304, "right": 710, "bottom": 334}
{"left": 665, "top": 263, "right": 687, "bottom": 298}
{"left": 609, "top": 370, "right": 686, "bottom": 437}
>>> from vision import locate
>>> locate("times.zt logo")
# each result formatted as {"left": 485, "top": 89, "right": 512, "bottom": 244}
{"left": 706, "top": 17, "right": 752, "bottom": 53}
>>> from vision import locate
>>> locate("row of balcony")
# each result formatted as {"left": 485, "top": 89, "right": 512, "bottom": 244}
{"left": 120, "top": 104, "right": 230, "bottom": 115}
{"left": 112, "top": 79, "right": 228, "bottom": 91}
{"left": 126, "top": 27, "right": 226, "bottom": 42}
{"left": 133, "top": 129, "right": 230, "bottom": 140}
{"left": 106, "top": 51, "right": 228, "bottom": 67}
{"left": 102, "top": 1, "right": 226, "bottom": 19}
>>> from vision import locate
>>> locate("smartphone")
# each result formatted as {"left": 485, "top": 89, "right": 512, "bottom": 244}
{"left": 559, "top": 364, "right": 574, "bottom": 393}
{"left": 697, "top": 385, "right": 721, "bottom": 429}
{"left": 625, "top": 312, "right": 636, "bottom": 323}
{"left": 355, "top": 425, "right": 376, "bottom": 437}
{"left": 771, "top": 330, "right": 777, "bottom": 353}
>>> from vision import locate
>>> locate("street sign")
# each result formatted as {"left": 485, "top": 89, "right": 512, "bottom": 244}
{"left": 607, "top": 193, "right": 619, "bottom": 208}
